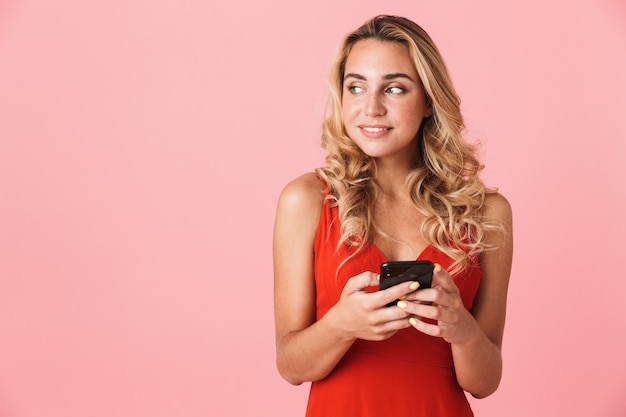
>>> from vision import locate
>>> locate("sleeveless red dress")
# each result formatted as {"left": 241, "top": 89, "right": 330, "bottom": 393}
{"left": 306, "top": 188, "right": 482, "bottom": 417}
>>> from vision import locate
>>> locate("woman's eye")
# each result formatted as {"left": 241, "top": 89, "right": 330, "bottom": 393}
{"left": 387, "top": 86, "right": 405, "bottom": 94}
{"left": 347, "top": 86, "right": 364, "bottom": 94}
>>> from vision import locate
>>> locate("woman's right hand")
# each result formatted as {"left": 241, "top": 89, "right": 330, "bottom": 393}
{"left": 328, "top": 271, "right": 419, "bottom": 341}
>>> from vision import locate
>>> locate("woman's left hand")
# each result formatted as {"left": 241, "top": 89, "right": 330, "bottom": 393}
{"left": 399, "top": 263, "right": 479, "bottom": 345}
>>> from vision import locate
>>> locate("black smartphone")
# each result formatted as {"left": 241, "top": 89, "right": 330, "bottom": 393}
{"left": 379, "top": 260, "right": 434, "bottom": 307}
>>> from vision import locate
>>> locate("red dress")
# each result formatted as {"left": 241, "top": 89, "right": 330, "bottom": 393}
{"left": 306, "top": 190, "right": 482, "bottom": 417}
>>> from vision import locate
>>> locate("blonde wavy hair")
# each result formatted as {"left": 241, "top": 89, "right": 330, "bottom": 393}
{"left": 315, "top": 15, "right": 497, "bottom": 274}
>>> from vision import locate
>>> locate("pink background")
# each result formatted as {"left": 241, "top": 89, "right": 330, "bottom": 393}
{"left": 1, "top": 1, "right": 625, "bottom": 416}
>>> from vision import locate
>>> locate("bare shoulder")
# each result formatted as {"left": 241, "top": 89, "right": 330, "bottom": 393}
{"left": 483, "top": 192, "right": 513, "bottom": 225}
{"left": 277, "top": 172, "right": 325, "bottom": 217}
{"left": 274, "top": 172, "right": 325, "bottom": 245}
{"left": 279, "top": 172, "right": 325, "bottom": 200}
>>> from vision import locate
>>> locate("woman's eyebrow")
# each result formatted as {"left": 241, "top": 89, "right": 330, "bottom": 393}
{"left": 344, "top": 73, "right": 366, "bottom": 81}
{"left": 343, "top": 72, "right": 415, "bottom": 82}
{"left": 383, "top": 73, "right": 415, "bottom": 82}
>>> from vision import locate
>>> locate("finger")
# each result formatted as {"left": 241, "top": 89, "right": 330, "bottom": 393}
{"left": 358, "top": 306, "right": 413, "bottom": 340}
{"left": 410, "top": 287, "right": 464, "bottom": 316}
{"left": 378, "top": 280, "right": 422, "bottom": 306}
{"left": 344, "top": 271, "right": 379, "bottom": 293}
{"left": 378, "top": 304, "right": 413, "bottom": 322}
{"left": 431, "top": 263, "right": 458, "bottom": 293}
{"left": 406, "top": 302, "right": 462, "bottom": 326}
{"left": 362, "top": 315, "right": 412, "bottom": 340}
{"left": 408, "top": 317, "right": 443, "bottom": 337}
{"left": 409, "top": 287, "right": 440, "bottom": 304}
{"left": 399, "top": 300, "right": 440, "bottom": 319}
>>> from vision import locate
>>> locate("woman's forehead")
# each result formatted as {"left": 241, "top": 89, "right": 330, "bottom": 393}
{"left": 344, "top": 40, "right": 418, "bottom": 79}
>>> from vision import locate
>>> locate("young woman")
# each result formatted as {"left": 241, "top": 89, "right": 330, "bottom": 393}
{"left": 273, "top": 15, "right": 513, "bottom": 417}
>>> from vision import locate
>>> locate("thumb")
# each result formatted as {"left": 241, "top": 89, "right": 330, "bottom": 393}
{"left": 344, "top": 271, "right": 379, "bottom": 293}
{"left": 431, "top": 263, "right": 456, "bottom": 291}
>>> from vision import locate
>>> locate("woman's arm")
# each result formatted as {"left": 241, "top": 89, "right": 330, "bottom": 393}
{"left": 273, "top": 173, "right": 419, "bottom": 385}
{"left": 273, "top": 173, "right": 353, "bottom": 385}
{"left": 453, "top": 192, "right": 513, "bottom": 397}
{"left": 404, "top": 192, "right": 513, "bottom": 397}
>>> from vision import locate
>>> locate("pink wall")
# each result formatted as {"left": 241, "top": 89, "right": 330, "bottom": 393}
{"left": 1, "top": 1, "right": 625, "bottom": 416}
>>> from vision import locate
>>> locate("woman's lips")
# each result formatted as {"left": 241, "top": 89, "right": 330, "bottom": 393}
{"left": 359, "top": 125, "right": 392, "bottom": 139}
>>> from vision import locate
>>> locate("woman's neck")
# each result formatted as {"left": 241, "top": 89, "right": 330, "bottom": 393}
{"left": 373, "top": 156, "right": 415, "bottom": 199}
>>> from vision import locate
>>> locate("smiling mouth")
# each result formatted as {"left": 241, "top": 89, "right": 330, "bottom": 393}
{"left": 361, "top": 127, "right": 390, "bottom": 133}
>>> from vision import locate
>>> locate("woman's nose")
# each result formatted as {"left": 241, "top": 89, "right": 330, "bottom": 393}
{"left": 365, "top": 93, "right": 386, "bottom": 117}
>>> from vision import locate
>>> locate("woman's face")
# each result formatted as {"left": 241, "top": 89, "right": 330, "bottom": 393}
{"left": 342, "top": 39, "right": 431, "bottom": 163}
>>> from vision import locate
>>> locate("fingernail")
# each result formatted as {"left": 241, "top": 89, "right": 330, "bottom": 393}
{"left": 434, "top": 263, "right": 442, "bottom": 272}
{"left": 409, "top": 317, "right": 418, "bottom": 326}
{"left": 409, "top": 281, "right": 420, "bottom": 291}
{"left": 397, "top": 300, "right": 407, "bottom": 309}
{"left": 398, "top": 294, "right": 407, "bottom": 300}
